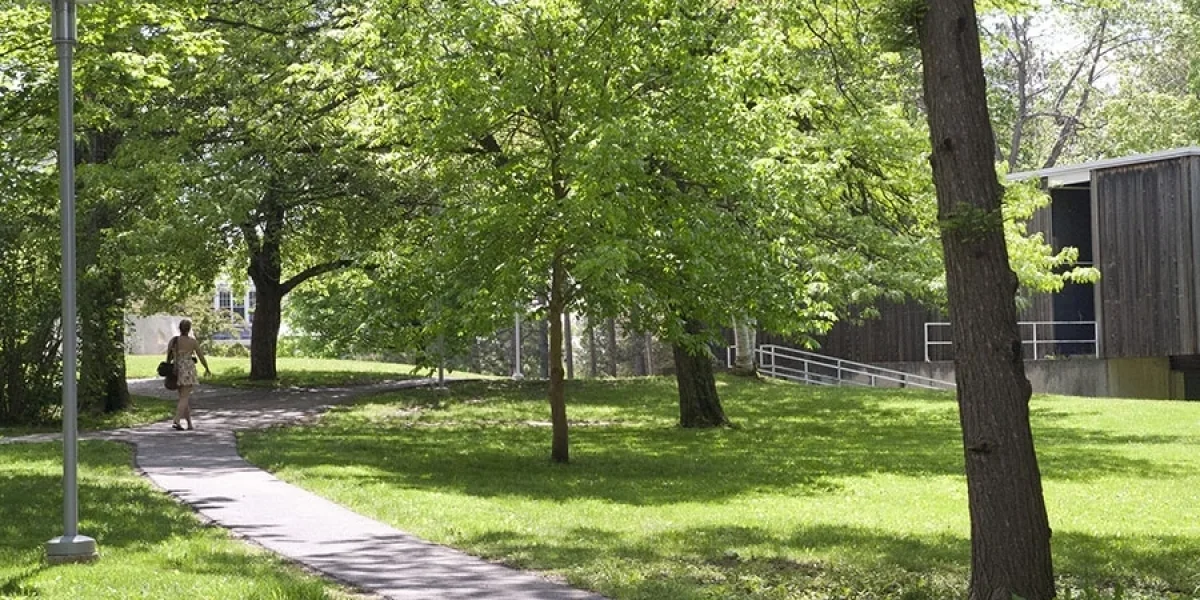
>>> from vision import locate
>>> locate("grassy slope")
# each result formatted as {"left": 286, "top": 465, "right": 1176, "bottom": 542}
{"left": 2, "top": 356, "right": 444, "bottom": 438}
{"left": 2, "top": 352, "right": 470, "bottom": 439}
{"left": 0, "top": 395, "right": 176, "bottom": 439}
{"left": 125, "top": 355, "right": 437, "bottom": 388}
{"left": 0, "top": 441, "right": 358, "bottom": 600}
{"left": 240, "top": 377, "right": 1200, "bottom": 600}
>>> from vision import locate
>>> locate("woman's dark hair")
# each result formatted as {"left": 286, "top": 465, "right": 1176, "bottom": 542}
{"left": 180, "top": 319, "right": 192, "bottom": 336}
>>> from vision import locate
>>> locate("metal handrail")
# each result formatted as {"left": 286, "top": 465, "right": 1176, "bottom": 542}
{"left": 755, "top": 344, "right": 956, "bottom": 390}
{"left": 924, "top": 321, "right": 1099, "bottom": 362}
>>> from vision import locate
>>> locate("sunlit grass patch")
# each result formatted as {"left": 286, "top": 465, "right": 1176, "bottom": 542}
{"left": 0, "top": 441, "right": 361, "bottom": 599}
{"left": 126, "top": 355, "right": 435, "bottom": 387}
{"left": 0, "top": 395, "right": 175, "bottom": 439}
{"left": 241, "top": 377, "right": 1200, "bottom": 599}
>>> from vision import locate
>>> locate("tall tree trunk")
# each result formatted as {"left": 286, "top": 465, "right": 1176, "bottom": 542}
{"left": 512, "top": 313, "right": 523, "bottom": 379}
{"left": 1004, "top": 16, "right": 1032, "bottom": 173}
{"left": 246, "top": 190, "right": 285, "bottom": 381}
{"left": 644, "top": 333, "right": 654, "bottom": 375}
{"left": 631, "top": 328, "right": 647, "bottom": 376}
{"left": 548, "top": 254, "right": 569, "bottom": 463}
{"left": 587, "top": 322, "right": 598, "bottom": 378}
{"left": 538, "top": 318, "right": 550, "bottom": 378}
{"left": 77, "top": 132, "right": 130, "bottom": 414}
{"left": 1, "top": 308, "right": 29, "bottom": 423}
{"left": 469, "top": 337, "right": 481, "bottom": 374}
{"left": 79, "top": 263, "right": 129, "bottom": 414}
{"left": 1042, "top": 13, "right": 1107, "bottom": 170}
{"left": 242, "top": 190, "right": 350, "bottom": 381}
{"left": 249, "top": 281, "right": 282, "bottom": 380}
{"left": 732, "top": 316, "right": 757, "bottom": 375}
{"left": 564, "top": 312, "right": 574, "bottom": 379}
{"left": 605, "top": 318, "right": 618, "bottom": 377}
{"left": 920, "top": 4, "right": 1055, "bottom": 600}
{"left": 673, "top": 319, "right": 728, "bottom": 428}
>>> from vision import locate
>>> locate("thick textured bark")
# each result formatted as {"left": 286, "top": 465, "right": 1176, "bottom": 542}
{"left": 673, "top": 319, "right": 728, "bottom": 428}
{"left": 548, "top": 254, "right": 569, "bottom": 463}
{"left": 249, "top": 282, "right": 283, "bottom": 380}
{"left": 605, "top": 318, "right": 618, "bottom": 377}
{"left": 920, "top": 4, "right": 1055, "bottom": 600}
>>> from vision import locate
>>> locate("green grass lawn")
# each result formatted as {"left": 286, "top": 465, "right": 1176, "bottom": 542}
{"left": 0, "top": 441, "right": 360, "bottom": 599}
{"left": 0, "top": 395, "right": 176, "bottom": 439}
{"left": 125, "top": 355, "right": 437, "bottom": 388}
{"left": 3, "top": 356, "right": 470, "bottom": 438}
{"left": 240, "top": 376, "right": 1200, "bottom": 600}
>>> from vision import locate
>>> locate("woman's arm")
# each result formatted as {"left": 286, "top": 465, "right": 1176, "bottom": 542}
{"left": 166, "top": 336, "right": 177, "bottom": 362}
{"left": 194, "top": 342, "right": 212, "bottom": 376}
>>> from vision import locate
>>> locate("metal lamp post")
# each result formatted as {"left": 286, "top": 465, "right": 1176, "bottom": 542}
{"left": 44, "top": 0, "right": 99, "bottom": 564}
{"left": 512, "top": 311, "right": 523, "bottom": 380}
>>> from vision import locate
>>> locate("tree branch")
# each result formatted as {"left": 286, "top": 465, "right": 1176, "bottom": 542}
{"left": 282, "top": 259, "right": 355, "bottom": 294}
{"left": 201, "top": 15, "right": 324, "bottom": 37}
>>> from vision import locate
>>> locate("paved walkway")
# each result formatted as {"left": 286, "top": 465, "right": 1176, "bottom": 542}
{"left": 5, "top": 379, "right": 605, "bottom": 600}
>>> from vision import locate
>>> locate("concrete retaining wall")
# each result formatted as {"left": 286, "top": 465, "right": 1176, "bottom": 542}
{"left": 877, "top": 357, "right": 1181, "bottom": 399}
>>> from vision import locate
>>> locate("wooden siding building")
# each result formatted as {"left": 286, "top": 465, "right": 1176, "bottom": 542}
{"left": 792, "top": 147, "right": 1200, "bottom": 399}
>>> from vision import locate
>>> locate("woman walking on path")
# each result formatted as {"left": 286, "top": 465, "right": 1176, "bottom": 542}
{"left": 168, "top": 319, "right": 211, "bottom": 430}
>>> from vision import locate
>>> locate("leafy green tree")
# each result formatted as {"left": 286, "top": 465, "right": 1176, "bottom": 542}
{"left": 296, "top": 0, "right": 1085, "bottom": 447}
{"left": 0, "top": 5, "right": 62, "bottom": 424}
{"left": 0, "top": 1, "right": 221, "bottom": 416}
{"left": 367, "top": 0, "right": 791, "bottom": 454}
{"left": 1073, "top": 1, "right": 1200, "bottom": 156}
{"left": 73, "top": 2, "right": 226, "bottom": 412}
{"left": 365, "top": 0, "right": 949, "bottom": 440}
{"left": 153, "top": 0, "right": 422, "bottom": 380}
{"left": 0, "top": 91, "right": 61, "bottom": 423}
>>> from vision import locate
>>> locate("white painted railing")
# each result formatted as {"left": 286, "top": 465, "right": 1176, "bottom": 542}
{"left": 924, "top": 321, "right": 1099, "bottom": 362}
{"left": 753, "top": 344, "right": 956, "bottom": 390}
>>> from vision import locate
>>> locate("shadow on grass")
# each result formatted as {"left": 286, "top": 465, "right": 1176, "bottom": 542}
{"left": 161, "top": 545, "right": 345, "bottom": 598}
{"left": 0, "top": 395, "right": 173, "bottom": 438}
{"left": 1, "top": 442, "right": 350, "bottom": 600}
{"left": 209, "top": 368, "right": 424, "bottom": 390}
{"left": 0, "top": 565, "right": 48, "bottom": 598}
{"left": 244, "top": 379, "right": 1180, "bottom": 506}
{"left": 460, "top": 523, "right": 1198, "bottom": 599}
{"left": 0, "top": 443, "right": 200, "bottom": 554}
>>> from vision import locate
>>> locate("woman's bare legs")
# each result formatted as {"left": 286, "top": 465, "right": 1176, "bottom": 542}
{"left": 174, "top": 385, "right": 194, "bottom": 430}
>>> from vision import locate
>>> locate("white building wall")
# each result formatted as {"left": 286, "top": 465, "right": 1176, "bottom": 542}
{"left": 126, "top": 315, "right": 186, "bottom": 355}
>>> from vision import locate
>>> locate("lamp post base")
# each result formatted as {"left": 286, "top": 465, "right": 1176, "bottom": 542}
{"left": 46, "top": 535, "right": 98, "bottom": 564}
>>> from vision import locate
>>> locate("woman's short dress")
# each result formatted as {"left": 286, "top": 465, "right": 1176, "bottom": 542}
{"left": 176, "top": 352, "right": 199, "bottom": 387}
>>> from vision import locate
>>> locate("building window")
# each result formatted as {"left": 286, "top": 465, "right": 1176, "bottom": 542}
{"left": 218, "top": 288, "right": 233, "bottom": 313}
{"left": 247, "top": 290, "right": 256, "bottom": 323}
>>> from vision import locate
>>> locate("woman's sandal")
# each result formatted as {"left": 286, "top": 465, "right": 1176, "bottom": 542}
{"left": 171, "top": 423, "right": 184, "bottom": 431}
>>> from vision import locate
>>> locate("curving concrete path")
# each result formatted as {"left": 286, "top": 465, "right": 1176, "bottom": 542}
{"left": 5, "top": 379, "right": 606, "bottom": 600}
